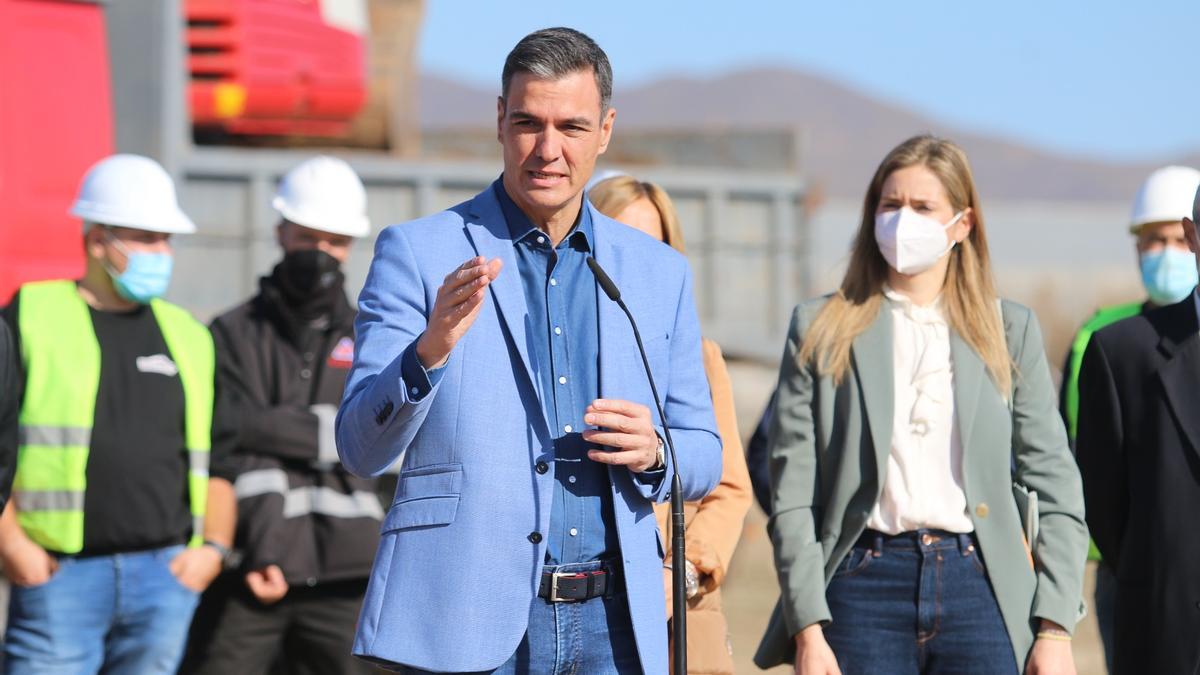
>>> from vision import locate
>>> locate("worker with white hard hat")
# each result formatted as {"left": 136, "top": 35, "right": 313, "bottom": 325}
{"left": 1, "top": 154, "right": 236, "bottom": 674}
{"left": 182, "top": 155, "right": 380, "bottom": 675}
{"left": 1058, "top": 164, "right": 1200, "bottom": 673}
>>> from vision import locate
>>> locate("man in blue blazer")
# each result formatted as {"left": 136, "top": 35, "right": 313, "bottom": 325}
{"left": 336, "top": 28, "right": 722, "bottom": 674}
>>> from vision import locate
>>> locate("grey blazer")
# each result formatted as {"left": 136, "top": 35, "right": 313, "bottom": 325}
{"left": 755, "top": 296, "right": 1088, "bottom": 670}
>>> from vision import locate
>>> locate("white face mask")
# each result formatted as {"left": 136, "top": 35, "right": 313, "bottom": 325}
{"left": 874, "top": 207, "right": 964, "bottom": 275}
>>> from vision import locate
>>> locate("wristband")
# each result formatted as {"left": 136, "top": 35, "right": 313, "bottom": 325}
{"left": 203, "top": 539, "right": 232, "bottom": 563}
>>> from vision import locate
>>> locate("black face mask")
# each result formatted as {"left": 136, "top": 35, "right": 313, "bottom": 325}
{"left": 275, "top": 249, "right": 343, "bottom": 301}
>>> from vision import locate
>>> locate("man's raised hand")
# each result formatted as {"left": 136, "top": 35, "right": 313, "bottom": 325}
{"left": 416, "top": 256, "right": 503, "bottom": 369}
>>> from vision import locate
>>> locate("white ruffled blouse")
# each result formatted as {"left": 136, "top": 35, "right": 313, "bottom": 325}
{"left": 865, "top": 286, "right": 973, "bottom": 535}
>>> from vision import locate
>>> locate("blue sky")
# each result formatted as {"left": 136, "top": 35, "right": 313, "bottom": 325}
{"left": 420, "top": 1, "right": 1200, "bottom": 162}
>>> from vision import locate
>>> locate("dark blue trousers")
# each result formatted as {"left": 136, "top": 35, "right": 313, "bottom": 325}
{"left": 824, "top": 529, "right": 1018, "bottom": 675}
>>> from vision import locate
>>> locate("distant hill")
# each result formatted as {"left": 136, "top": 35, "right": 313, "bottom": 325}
{"left": 420, "top": 68, "right": 1200, "bottom": 201}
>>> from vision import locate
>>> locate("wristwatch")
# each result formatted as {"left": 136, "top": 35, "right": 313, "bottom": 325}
{"left": 652, "top": 435, "right": 666, "bottom": 470}
{"left": 203, "top": 539, "right": 234, "bottom": 568}
{"left": 684, "top": 559, "right": 700, "bottom": 599}
{"left": 662, "top": 559, "right": 702, "bottom": 599}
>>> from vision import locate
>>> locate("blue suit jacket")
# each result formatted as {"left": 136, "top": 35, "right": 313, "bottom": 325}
{"left": 336, "top": 186, "right": 722, "bottom": 674}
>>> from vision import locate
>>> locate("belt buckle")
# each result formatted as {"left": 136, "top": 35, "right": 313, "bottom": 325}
{"left": 548, "top": 571, "right": 577, "bottom": 603}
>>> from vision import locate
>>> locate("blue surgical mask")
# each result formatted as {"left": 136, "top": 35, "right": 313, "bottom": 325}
{"left": 1140, "top": 248, "right": 1199, "bottom": 306}
{"left": 105, "top": 233, "right": 173, "bottom": 303}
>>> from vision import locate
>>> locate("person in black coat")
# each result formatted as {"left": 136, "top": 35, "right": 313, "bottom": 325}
{"left": 1075, "top": 186, "right": 1200, "bottom": 675}
{"left": 0, "top": 320, "right": 18, "bottom": 514}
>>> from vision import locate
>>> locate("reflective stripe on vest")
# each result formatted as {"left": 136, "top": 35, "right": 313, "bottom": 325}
{"left": 14, "top": 280, "right": 214, "bottom": 554}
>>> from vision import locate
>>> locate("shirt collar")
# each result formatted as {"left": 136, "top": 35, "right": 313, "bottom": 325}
{"left": 493, "top": 177, "right": 593, "bottom": 252}
{"left": 883, "top": 284, "right": 946, "bottom": 325}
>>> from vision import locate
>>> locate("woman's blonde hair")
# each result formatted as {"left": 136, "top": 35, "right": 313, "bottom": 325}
{"left": 589, "top": 175, "right": 686, "bottom": 253}
{"left": 799, "top": 134, "right": 1012, "bottom": 394}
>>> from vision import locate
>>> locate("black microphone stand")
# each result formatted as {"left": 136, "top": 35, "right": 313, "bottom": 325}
{"left": 587, "top": 257, "right": 687, "bottom": 673}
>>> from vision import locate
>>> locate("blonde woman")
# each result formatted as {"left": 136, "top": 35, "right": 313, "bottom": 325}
{"left": 590, "top": 176, "right": 753, "bottom": 675}
{"left": 753, "top": 136, "right": 1087, "bottom": 675}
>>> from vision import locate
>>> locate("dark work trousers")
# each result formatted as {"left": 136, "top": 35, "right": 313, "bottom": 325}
{"left": 180, "top": 573, "right": 378, "bottom": 675}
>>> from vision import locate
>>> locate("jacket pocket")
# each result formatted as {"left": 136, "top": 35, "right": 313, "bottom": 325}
{"left": 382, "top": 463, "right": 463, "bottom": 532}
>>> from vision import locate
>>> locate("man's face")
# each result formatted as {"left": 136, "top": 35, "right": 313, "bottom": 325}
{"left": 277, "top": 221, "right": 353, "bottom": 263}
{"left": 1136, "top": 220, "right": 1190, "bottom": 256}
{"left": 497, "top": 69, "right": 616, "bottom": 222}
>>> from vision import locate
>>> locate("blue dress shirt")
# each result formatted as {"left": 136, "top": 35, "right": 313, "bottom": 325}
{"left": 494, "top": 179, "right": 618, "bottom": 565}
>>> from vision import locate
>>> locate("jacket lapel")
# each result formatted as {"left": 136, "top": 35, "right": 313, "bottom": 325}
{"left": 462, "top": 188, "right": 543, "bottom": 422}
{"left": 851, "top": 304, "right": 894, "bottom": 482}
{"left": 1156, "top": 297, "right": 1200, "bottom": 458}
{"left": 590, "top": 212, "right": 627, "bottom": 408}
{"left": 950, "top": 331, "right": 986, "bottom": 462}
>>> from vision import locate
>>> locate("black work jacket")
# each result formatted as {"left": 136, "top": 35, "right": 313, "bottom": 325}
{"left": 210, "top": 279, "right": 387, "bottom": 585}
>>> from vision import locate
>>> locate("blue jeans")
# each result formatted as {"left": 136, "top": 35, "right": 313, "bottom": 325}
{"left": 4, "top": 544, "right": 200, "bottom": 674}
{"left": 823, "top": 530, "right": 1018, "bottom": 675}
{"left": 398, "top": 560, "right": 641, "bottom": 675}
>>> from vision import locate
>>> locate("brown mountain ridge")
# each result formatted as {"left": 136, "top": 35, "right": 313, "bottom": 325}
{"left": 420, "top": 67, "right": 1200, "bottom": 201}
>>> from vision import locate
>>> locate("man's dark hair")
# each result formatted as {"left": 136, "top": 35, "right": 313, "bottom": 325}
{"left": 501, "top": 27, "right": 613, "bottom": 114}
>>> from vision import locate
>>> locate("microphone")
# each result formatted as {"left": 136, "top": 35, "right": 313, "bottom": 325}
{"left": 586, "top": 256, "right": 688, "bottom": 673}
{"left": 587, "top": 256, "right": 622, "bottom": 303}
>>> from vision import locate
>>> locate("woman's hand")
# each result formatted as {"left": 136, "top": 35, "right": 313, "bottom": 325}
{"left": 794, "top": 624, "right": 841, "bottom": 675}
{"left": 1025, "top": 621, "right": 1076, "bottom": 675}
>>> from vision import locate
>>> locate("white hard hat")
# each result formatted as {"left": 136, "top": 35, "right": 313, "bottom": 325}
{"left": 1129, "top": 165, "right": 1200, "bottom": 232}
{"left": 272, "top": 156, "right": 370, "bottom": 238}
{"left": 70, "top": 154, "right": 196, "bottom": 234}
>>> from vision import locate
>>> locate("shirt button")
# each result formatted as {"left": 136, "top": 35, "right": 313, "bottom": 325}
{"left": 300, "top": 368, "right": 312, "bottom": 379}
{"left": 536, "top": 235, "right": 546, "bottom": 244}
{"left": 975, "top": 503, "right": 990, "bottom": 518}
{"left": 304, "top": 352, "right": 315, "bottom": 362}
{"left": 568, "top": 475, "right": 577, "bottom": 484}
{"left": 528, "top": 532, "right": 542, "bottom": 544}
{"left": 549, "top": 278, "right": 558, "bottom": 286}
{"left": 554, "top": 326, "right": 562, "bottom": 335}
{"left": 558, "top": 376, "right": 567, "bottom": 385}
{"left": 535, "top": 461, "right": 549, "bottom": 474}
{"left": 569, "top": 528, "right": 578, "bottom": 537}
{"left": 306, "top": 577, "right": 317, "bottom": 587}
{"left": 564, "top": 424, "right": 573, "bottom": 433}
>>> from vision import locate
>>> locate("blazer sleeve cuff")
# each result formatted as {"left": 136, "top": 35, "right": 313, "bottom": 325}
{"left": 1031, "top": 583, "right": 1086, "bottom": 636}
{"left": 777, "top": 539, "right": 832, "bottom": 636}
{"left": 400, "top": 339, "right": 445, "bottom": 403}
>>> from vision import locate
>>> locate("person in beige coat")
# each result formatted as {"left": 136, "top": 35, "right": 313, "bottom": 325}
{"left": 590, "top": 175, "right": 753, "bottom": 674}
{"left": 754, "top": 135, "right": 1087, "bottom": 675}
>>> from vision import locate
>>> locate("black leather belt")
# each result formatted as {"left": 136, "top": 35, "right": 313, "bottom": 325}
{"left": 537, "top": 561, "right": 619, "bottom": 603}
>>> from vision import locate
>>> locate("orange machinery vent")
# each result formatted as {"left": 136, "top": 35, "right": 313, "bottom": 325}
{"left": 186, "top": 0, "right": 367, "bottom": 137}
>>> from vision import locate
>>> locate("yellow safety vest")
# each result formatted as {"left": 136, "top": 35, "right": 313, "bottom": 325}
{"left": 14, "top": 280, "right": 213, "bottom": 554}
